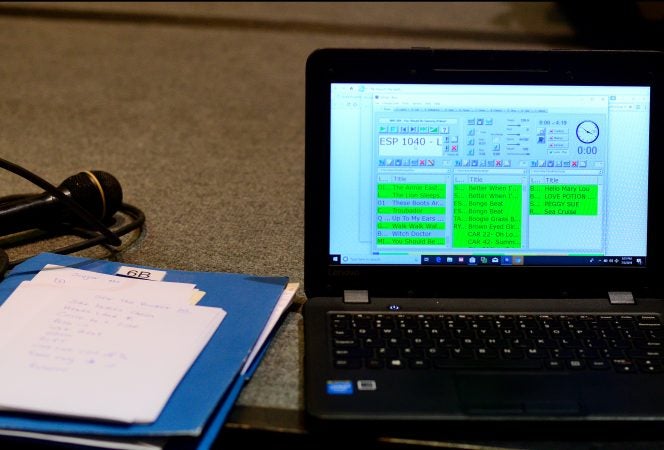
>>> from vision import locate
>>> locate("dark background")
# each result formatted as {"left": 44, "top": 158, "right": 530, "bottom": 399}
{"left": 0, "top": 2, "right": 661, "bottom": 449}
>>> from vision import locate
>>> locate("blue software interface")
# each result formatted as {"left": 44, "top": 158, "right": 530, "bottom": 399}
{"left": 328, "top": 84, "right": 650, "bottom": 267}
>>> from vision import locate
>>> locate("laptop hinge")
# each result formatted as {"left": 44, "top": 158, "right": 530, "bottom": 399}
{"left": 344, "top": 290, "right": 370, "bottom": 304}
{"left": 608, "top": 291, "right": 635, "bottom": 305}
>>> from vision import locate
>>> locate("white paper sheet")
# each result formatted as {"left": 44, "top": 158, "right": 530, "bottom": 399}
{"left": 0, "top": 281, "right": 224, "bottom": 424}
{"left": 240, "top": 282, "right": 298, "bottom": 375}
{"left": 32, "top": 265, "right": 201, "bottom": 304}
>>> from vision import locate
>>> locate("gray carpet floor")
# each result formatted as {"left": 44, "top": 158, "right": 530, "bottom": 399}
{"left": 0, "top": 0, "right": 578, "bottom": 418}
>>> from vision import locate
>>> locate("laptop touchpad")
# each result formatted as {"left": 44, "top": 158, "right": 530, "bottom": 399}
{"left": 455, "top": 374, "right": 584, "bottom": 416}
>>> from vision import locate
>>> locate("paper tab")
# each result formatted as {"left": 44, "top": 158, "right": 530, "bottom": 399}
{"left": 33, "top": 265, "right": 198, "bottom": 305}
{"left": 115, "top": 266, "right": 167, "bottom": 281}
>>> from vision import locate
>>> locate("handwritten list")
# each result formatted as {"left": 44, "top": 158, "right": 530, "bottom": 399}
{"left": 0, "top": 266, "right": 225, "bottom": 424}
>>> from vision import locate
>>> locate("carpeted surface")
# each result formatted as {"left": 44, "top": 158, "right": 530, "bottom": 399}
{"left": 0, "top": 0, "right": 578, "bottom": 425}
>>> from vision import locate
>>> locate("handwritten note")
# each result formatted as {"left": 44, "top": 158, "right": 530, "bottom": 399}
{"left": 0, "top": 268, "right": 225, "bottom": 424}
{"left": 32, "top": 265, "right": 203, "bottom": 305}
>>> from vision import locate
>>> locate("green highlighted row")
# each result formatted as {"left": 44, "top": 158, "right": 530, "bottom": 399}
{"left": 375, "top": 184, "right": 599, "bottom": 249}
{"left": 377, "top": 221, "right": 445, "bottom": 230}
{"left": 377, "top": 206, "right": 446, "bottom": 215}
{"left": 529, "top": 184, "right": 598, "bottom": 215}
{"left": 378, "top": 183, "right": 446, "bottom": 199}
{"left": 377, "top": 237, "right": 446, "bottom": 246}
{"left": 453, "top": 183, "right": 522, "bottom": 248}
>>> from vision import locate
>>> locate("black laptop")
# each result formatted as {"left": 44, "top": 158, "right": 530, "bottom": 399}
{"left": 303, "top": 48, "right": 663, "bottom": 432}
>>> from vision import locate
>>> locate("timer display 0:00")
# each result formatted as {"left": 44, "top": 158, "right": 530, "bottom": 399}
{"left": 578, "top": 146, "right": 598, "bottom": 155}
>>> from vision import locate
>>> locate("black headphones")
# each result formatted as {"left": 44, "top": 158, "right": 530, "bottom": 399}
{"left": 0, "top": 157, "right": 145, "bottom": 278}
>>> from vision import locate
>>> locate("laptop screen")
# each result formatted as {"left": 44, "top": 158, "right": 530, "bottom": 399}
{"left": 328, "top": 83, "right": 651, "bottom": 269}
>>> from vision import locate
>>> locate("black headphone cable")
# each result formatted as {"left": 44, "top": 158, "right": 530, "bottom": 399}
{"left": 0, "top": 158, "right": 146, "bottom": 278}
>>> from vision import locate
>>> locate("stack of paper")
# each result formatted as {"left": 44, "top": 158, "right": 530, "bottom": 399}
{"left": 0, "top": 253, "right": 293, "bottom": 450}
{"left": 0, "top": 265, "right": 225, "bottom": 424}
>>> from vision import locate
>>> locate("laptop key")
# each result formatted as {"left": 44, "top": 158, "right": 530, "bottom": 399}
{"left": 408, "top": 359, "right": 431, "bottom": 369}
{"left": 334, "top": 358, "right": 362, "bottom": 369}
{"left": 333, "top": 348, "right": 372, "bottom": 358}
{"left": 501, "top": 348, "right": 525, "bottom": 359}
{"left": 365, "top": 358, "right": 384, "bottom": 369}
{"left": 332, "top": 329, "right": 353, "bottom": 338}
{"left": 387, "top": 358, "right": 406, "bottom": 369}
{"left": 387, "top": 337, "right": 410, "bottom": 348}
{"left": 628, "top": 349, "right": 662, "bottom": 358}
{"left": 576, "top": 348, "right": 600, "bottom": 359}
{"left": 401, "top": 347, "right": 424, "bottom": 358}
{"left": 476, "top": 347, "right": 499, "bottom": 359}
{"left": 363, "top": 337, "right": 385, "bottom": 348}
{"left": 526, "top": 348, "right": 549, "bottom": 359}
{"left": 636, "top": 360, "right": 664, "bottom": 373}
{"left": 588, "top": 359, "right": 611, "bottom": 370}
{"left": 552, "top": 348, "right": 575, "bottom": 359}
{"left": 412, "top": 337, "right": 433, "bottom": 348}
{"left": 333, "top": 338, "right": 359, "bottom": 348}
{"left": 432, "top": 359, "right": 542, "bottom": 370}
{"left": 638, "top": 316, "right": 661, "bottom": 328}
{"left": 376, "top": 347, "right": 399, "bottom": 358}
{"left": 546, "top": 360, "right": 565, "bottom": 370}
{"left": 612, "top": 358, "right": 637, "bottom": 373}
{"left": 634, "top": 340, "right": 662, "bottom": 349}
{"left": 331, "top": 318, "right": 349, "bottom": 329}
{"left": 601, "top": 348, "right": 626, "bottom": 358}
{"left": 566, "top": 359, "right": 585, "bottom": 370}
{"left": 451, "top": 347, "right": 474, "bottom": 359}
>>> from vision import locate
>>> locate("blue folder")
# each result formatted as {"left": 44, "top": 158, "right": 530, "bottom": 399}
{"left": 0, "top": 252, "right": 288, "bottom": 446}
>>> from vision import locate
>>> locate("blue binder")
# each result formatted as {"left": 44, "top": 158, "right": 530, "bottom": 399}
{"left": 0, "top": 252, "right": 288, "bottom": 448}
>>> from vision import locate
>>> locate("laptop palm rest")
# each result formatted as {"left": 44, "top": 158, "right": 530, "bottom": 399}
{"left": 455, "top": 374, "right": 584, "bottom": 416}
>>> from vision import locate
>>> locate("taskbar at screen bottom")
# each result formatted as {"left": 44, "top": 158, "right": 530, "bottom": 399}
{"left": 422, "top": 255, "right": 644, "bottom": 266}
{"left": 328, "top": 254, "right": 646, "bottom": 267}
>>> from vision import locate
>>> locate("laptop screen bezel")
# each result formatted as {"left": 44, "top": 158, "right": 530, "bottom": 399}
{"left": 305, "top": 49, "right": 662, "bottom": 299}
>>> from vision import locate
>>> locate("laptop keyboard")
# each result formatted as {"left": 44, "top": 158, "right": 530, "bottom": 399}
{"left": 330, "top": 312, "right": 663, "bottom": 374}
